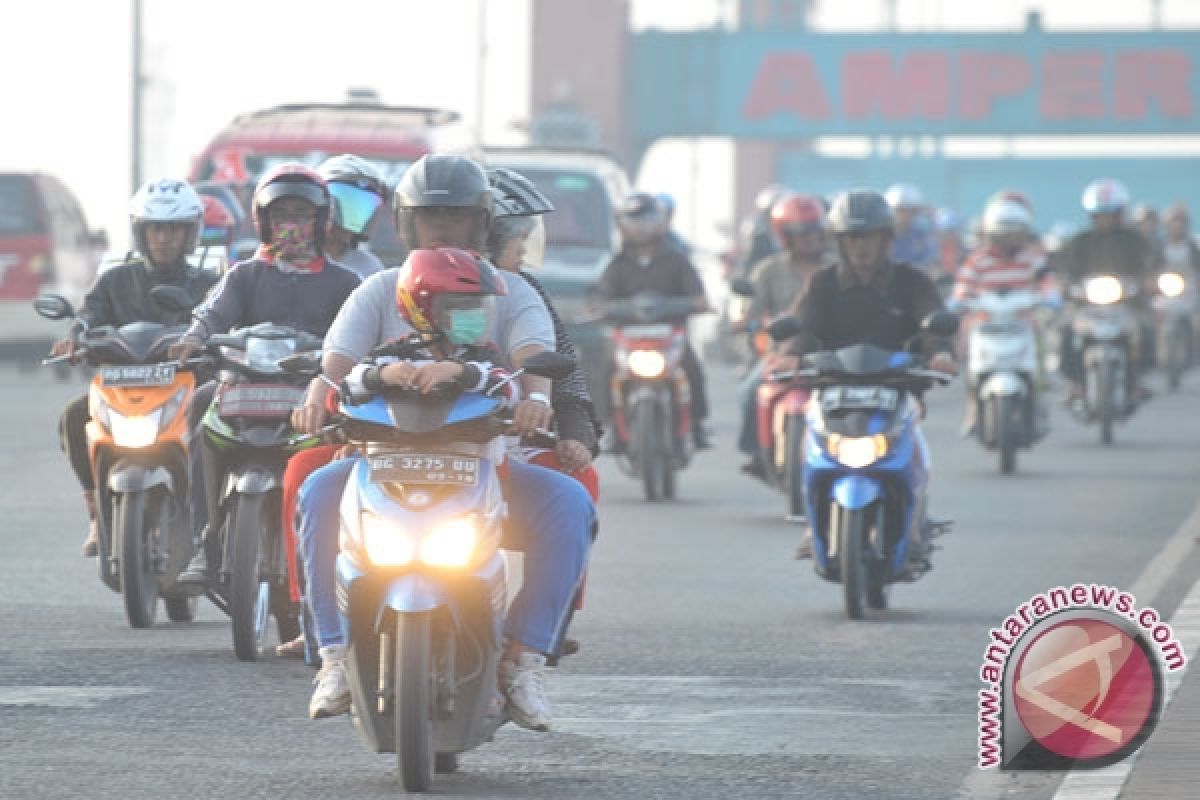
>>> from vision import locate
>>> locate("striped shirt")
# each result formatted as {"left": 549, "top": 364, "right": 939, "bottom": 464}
{"left": 954, "top": 244, "right": 1046, "bottom": 299}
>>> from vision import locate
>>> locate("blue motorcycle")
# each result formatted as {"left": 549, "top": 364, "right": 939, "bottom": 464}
{"left": 291, "top": 347, "right": 573, "bottom": 792}
{"left": 769, "top": 314, "right": 956, "bottom": 619}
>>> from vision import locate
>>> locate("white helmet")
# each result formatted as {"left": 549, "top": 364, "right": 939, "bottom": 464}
{"left": 1081, "top": 179, "right": 1130, "bottom": 215}
{"left": 884, "top": 183, "right": 924, "bottom": 210}
{"left": 129, "top": 178, "right": 204, "bottom": 258}
{"left": 983, "top": 200, "right": 1033, "bottom": 236}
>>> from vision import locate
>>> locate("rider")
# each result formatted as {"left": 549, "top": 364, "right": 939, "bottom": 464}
{"left": 316, "top": 154, "right": 389, "bottom": 278}
{"left": 772, "top": 189, "right": 957, "bottom": 560}
{"left": 171, "top": 164, "right": 361, "bottom": 586}
{"left": 737, "top": 184, "right": 787, "bottom": 277}
{"left": 737, "top": 193, "right": 829, "bottom": 475}
{"left": 656, "top": 192, "right": 693, "bottom": 258}
{"left": 953, "top": 199, "right": 1051, "bottom": 436}
{"left": 1131, "top": 203, "right": 1165, "bottom": 269}
{"left": 54, "top": 179, "right": 217, "bottom": 557}
{"left": 292, "top": 154, "right": 594, "bottom": 730}
{"left": 598, "top": 192, "right": 712, "bottom": 449}
{"left": 1055, "top": 179, "right": 1154, "bottom": 405}
{"left": 885, "top": 183, "right": 938, "bottom": 273}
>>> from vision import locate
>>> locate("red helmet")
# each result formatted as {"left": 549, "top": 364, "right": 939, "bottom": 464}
{"left": 395, "top": 248, "right": 507, "bottom": 339}
{"left": 770, "top": 194, "right": 825, "bottom": 239}
{"left": 251, "top": 163, "right": 331, "bottom": 247}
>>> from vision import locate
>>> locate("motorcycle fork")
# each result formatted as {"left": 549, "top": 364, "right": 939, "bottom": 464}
{"left": 375, "top": 613, "right": 455, "bottom": 718}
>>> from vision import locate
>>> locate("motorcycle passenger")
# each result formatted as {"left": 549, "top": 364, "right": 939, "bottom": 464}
{"left": 885, "top": 183, "right": 937, "bottom": 273}
{"left": 933, "top": 207, "right": 967, "bottom": 289}
{"left": 55, "top": 179, "right": 218, "bottom": 557}
{"left": 737, "top": 193, "right": 829, "bottom": 475}
{"left": 772, "top": 189, "right": 956, "bottom": 561}
{"left": 1055, "top": 179, "right": 1154, "bottom": 405}
{"left": 1132, "top": 203, "right": 1165, "bottom": 269}
{"left": 953, "top": 200, "right": 1051, "bottom": 436}
{"left": 598, "top": 192, "right": 712, "bottom": 449}
{"left": 1163, "top": 204, "right": 1200, "bottom": 275}
{"left": 292, "top": 154, "right": 594, "bottom": 730}
{"left": 317, "top": 154, "right": 389, "bottom": 279}
{"left": 171, "top": 164, "right": 361, "bottom": 586}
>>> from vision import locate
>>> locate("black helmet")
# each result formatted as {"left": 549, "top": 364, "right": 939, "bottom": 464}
{"left": 489, "top": 167, "right": 555, "bottom": 217}
{"left": 393, "top": 155, "right": 493, "bottom": 249}
{"left": 826, "top": 190, "right": 894, "bottom": 235}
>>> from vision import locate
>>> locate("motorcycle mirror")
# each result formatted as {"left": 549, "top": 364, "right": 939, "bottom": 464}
{"left": 730, "top": 278, "right": 756, "bottom": 298}
{"left": 766, "top": 316, "right": 804, "bottom": 342}
{"left": 277, "top": 352, "right": 321, "bottom": 375}
{"left": 149, "top": 285, "right": 197, "bottom": 314}
{"left": 921, "top": 311, "right": 959, "bottom": 338}
{"left": 32, "top": 293, "right": 75, "bottom": 321}
{"left": 520, "top": 351, "right": 576, "bottom": 380}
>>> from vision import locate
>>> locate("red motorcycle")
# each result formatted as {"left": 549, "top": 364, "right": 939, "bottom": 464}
{"left": 605, "top": 293, "right": 698, "bottom": 501}
{"left": 754, "top": 368, "right": 810, "bottom": 520}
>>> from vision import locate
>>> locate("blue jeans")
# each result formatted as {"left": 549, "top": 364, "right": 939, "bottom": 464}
{"left": 298, "top": 456, "right": 594, "bottom": 655}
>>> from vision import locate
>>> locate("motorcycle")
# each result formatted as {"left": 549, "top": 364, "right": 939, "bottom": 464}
{"left": 1153, "top": 270, "right": 1193, "bottom": 391}
{"left": 961, "top": 288, "right": 1047, "bottom": 474}
{"left": 768, "top": 313, "right": 957, "bottom": 620}
{"left": 1068, "top": 275, "right": 1143, "bottom": 445}
{"left": 286, "top": 347, "right": 574, "bottom": 792}
{"left": 604, "top": 293, "right": 699, "bottom": 502}
{"left": 197, "top": 323, "right": 322, "bottom": 660}
{"left": 34, "top": 288, "right": 202, "bottom": 628}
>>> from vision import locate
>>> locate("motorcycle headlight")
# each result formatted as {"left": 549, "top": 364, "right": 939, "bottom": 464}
{"left": 361, "top": 513, "right": 415, "bottom": 567}
{"left": 418, "top": 515, "right": 479, "bottom": 568}
{"left": 1159, "top": 272, "right": 1186, "bottom": 298}
{"left": 1085, "top": 275, "right": 1123, "bottom": 305}
{"left": 827, "top": 433, "right": 889, "bottom": 469}
{"left": 628, "top": 350, "right": 667, "bottom": 378}
{"left": 109, "top": 408, "right": 162, "bottom": 449}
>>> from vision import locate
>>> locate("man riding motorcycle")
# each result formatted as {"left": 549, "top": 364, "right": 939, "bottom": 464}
{"left": 1055, "top": 179, "right": 1154, "bottom": 405}
{"left": 772, "top": 189, "right": 956, "bottom": 560}
{"left": 737, "top": 193, "right": 829, "bottom": 476}
{"left": 291, "top": 154, "right": 595, "bottom": 731}
{"left": 171, "top": 164, "right": 362, "bottom": 586}
{"left": 317, "top": 154, "right": 389, "bottom": 279}
{"left": 55, "top": 179, "right": 217, "bottom": 557}
{"left": 885, "top": 183, "right": 937, "bottom": 274}
{"left": 598, "top": 192, "right": 712, "bottom": 449}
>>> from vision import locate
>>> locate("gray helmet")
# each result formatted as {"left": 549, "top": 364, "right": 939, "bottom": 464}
{"left": 826, "top": 190, "right": 894, "bottom": 235}
{"left": 393, "top": 154, "right": 494, "bottom": 249}
{"left": 489, "top": 167, "right": 555, "bottom": 217}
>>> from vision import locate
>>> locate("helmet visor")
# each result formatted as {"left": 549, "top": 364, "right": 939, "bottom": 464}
{"left": 329, "top": 182, "right": 383, "bottom": 235}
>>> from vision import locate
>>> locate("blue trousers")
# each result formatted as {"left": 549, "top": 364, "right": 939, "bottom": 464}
{"left": 298, "top": 456, "right": 594, "bottom": 655}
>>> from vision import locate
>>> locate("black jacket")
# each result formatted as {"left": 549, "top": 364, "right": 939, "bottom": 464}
{"left": 74, "top": 257, "right": 218, "bottom": 333}
{"left": 1055, "top": 227, "right": 1151, "bottom": 285}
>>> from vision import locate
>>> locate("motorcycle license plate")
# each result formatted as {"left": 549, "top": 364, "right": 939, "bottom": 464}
{"left": 368, "top": 453, "right": 480, "bottom": 486}
{"left": 100, "top": 363, "right": 176, "bottom": 387}
{"left": 821, "top": 386, "right": 898, "bottom": 412}
{"left": 218, "top": 384, "right": 305, "bottom": 417}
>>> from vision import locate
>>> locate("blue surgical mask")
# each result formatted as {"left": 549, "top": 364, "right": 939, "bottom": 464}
{"left": 446, "top": 307, "right": 488, "bottom": 345}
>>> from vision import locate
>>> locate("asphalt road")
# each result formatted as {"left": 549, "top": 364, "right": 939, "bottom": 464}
{"left": 2, "top": 359, "right": 1199, "bottom": 799}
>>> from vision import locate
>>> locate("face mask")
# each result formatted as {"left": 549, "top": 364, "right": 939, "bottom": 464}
{"left": 268, "top": 220, "right": 318, "bottom": 263}
{"left": 445, "top": 307, "right": 488, "bottom": 345}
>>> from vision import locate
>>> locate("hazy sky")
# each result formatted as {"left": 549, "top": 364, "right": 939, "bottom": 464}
{"left": 2, "top": 0, "right": 1197, "bottom": 250}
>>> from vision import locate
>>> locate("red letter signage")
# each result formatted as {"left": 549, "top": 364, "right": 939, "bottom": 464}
{"left": 1040, "top": 52, "right": 1106, "bottom": 119}
{"left": 742, "top": 53, "right": 832, "bottom": 120}
{"left": 958, "top": 53, "right": 1032, "bottom": 120}
{"left": 1113, "top": 50, "right": 1193, "bottom": 119}
{"left": 842, "top": 51, "right": 951, "bottom": 120}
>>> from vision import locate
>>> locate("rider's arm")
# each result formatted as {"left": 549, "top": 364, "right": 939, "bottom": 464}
{"left": 911, "top": 269, "right": 955, "bottom": 359}
{"left": 183, "top": 261, "right": 250, "bottom": 341}
{"left": 301, "top": 273, "right": 392, "bottom": 416}
{"left": 678, "top": 253, "right": 710, "bottom": 312}
{"left": 73, "top": 269, "right": 118, "bottom": 333}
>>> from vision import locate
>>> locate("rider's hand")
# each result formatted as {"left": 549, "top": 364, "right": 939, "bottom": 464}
{"left": 168, "top": 336, "right": 203, "bottom": 363}
{"left": 411, "top": 361, "right": 465, "bottom": 393}
{"left": 380, "top": 361, "right": 419, "bottom": 388}
{"left": 766, "top": 353, "right": 800, "bottom": 374}
{"left": 291, "top": 403, "right": 328, "bottom": 436}
{"left": 929, "top": 352, "right": 958, "bottom": 376}
{"left": 512, "top": 398, "right": 554, "bottom": 435}
{"left": 50, "top": 337, "right": 77, "bottom": 362}
{"left": 556, "top": 439, "right": 593, "bottom": 473}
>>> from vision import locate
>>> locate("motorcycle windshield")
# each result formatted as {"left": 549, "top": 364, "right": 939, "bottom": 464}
{"left": 88, "top": 322, "right": 187, "bottom": 364}
{"left": 807, "top": 344, "right": 915, "bottom": 377}
{"left": 342, "top": 389, "right": 502, "bottom": 435}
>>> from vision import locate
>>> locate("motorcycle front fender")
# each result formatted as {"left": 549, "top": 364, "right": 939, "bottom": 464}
{"left": 980, "top": 371, "right": 1026, "bottom": 399}
{"left": 779, "top": 387, "right": 809, "bottom": 415}
{"left": 374, "top": 573, "right": 451, "bottom": 633}
{"left": 107, "top": 462, "right": 174, "bottom": 494}
{"left": 831, "top": 474, "right": 882, "bottom": 511}
{"left": 222, "top": 466, "right": 279, "bottom": 501}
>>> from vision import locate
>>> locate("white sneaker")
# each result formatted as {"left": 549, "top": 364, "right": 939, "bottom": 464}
{"left": 309, "top": 646, "right": 351, "bottom": 719}
{"left": 500, "top": 651, "right": 552, "bottom": 731}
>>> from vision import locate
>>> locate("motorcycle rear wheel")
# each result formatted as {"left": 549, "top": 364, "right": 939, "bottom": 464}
{"left": 394, "top": 611, "right": 434, "bottom": 793}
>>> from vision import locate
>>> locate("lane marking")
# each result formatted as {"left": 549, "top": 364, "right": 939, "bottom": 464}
{"left": 0, "top": 686, "right": 151, "bottom": 709}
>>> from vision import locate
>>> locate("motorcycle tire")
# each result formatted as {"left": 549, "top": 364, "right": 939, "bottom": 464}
{"left": 1096, "top": 363, "right": 1115, "bottom": 446}
{"left": 395, "top": 611, "right": 434, "bottom": 793}
{"left": 1167, "top": 326, "right": 1186, "bottom": 391}
{"left": 997, "top": 396, "right": 1018, "bottom": 475}
{"left": 837, "top": 504, "right": 867, "bottom": 620}
{"left": 661, "top": 405, "right": 677, "bottom": 501}
{"left": 784, "top": 415, "right": 805, "bottom": 521}
{"left": 117, "top": 489, "right": 159, "bottom": 629}
{"left": 634, "top": 397, "right": 662, "bottom": 502}
{"left": 228, "top": 493, "right": 268, "bottom": 662}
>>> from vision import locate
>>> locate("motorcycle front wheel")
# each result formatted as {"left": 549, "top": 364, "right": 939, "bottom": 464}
{"left": 227, "top": 493, "right": 269, "bottom": 661}
{"left": 394, "top": 611, "right": 434, "bottom": 793}
{"left": 117, "top": 489, "right": 161, "bottom": 629}
{"left": 836, "top": 504, "right": 867, "bottom": 620}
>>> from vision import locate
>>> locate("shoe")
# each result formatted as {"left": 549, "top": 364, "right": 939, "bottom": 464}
{"left": 176, "top": 548, "right": 208, "bottom": 586}
{"left": 309, "top": 646, "right": 351, "bottom": 719}
{"left": 739, "top": 458, "right": 766, "bottom": 479}
{"left": 275, "top": 634, "right": 306, "bottom": 659}
{"left": 793, "top": 530, "right": 813, "bottom": 560}
{"left": 81, "top": 491, "right": 98, "bottom": 557}
{"left": 500, "top": 651, "right": 551, "bottom": 731}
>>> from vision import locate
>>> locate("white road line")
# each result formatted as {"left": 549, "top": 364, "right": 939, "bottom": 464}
{"left": 958, "top": 495, "right": 1200, "bottom": 800}
{"left": 0, "top": 686, "right": 151, "bottom": 708}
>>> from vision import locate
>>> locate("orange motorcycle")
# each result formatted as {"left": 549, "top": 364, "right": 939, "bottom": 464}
{"left": 36, "top": 289, "right": 201, "bottom": 628}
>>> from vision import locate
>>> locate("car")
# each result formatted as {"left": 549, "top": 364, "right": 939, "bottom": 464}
{"left": 483, "top": 147, "right": 631, "bottom": 412}
{"left": 0, "top": 171, "right": 105, "bottom": 365}
{"left": 189, "top": 101, "right": 473, "bottom": 267}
